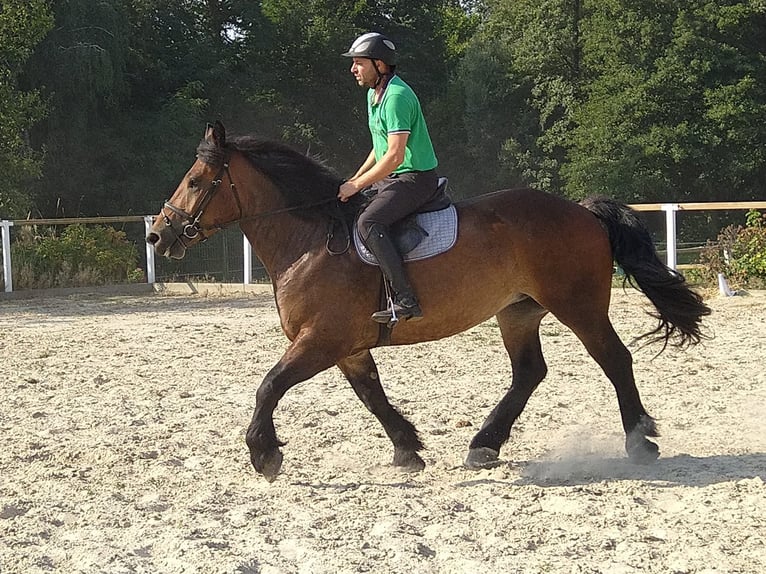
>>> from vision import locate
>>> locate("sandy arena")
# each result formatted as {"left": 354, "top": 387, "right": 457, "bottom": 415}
{"left": 1, "top": 286, "right": 764, "bottom": 574}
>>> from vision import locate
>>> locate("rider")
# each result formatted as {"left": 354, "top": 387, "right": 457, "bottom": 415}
{"left": 338, "top": 32, "right": 440, "bottom": 323}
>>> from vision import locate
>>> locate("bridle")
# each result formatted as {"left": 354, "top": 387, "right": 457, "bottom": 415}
{"left": 159, "top": 153, "right": 347, "bottom": 254}
{"left": 161, "top": 155, "right": 242, "bottom": 246}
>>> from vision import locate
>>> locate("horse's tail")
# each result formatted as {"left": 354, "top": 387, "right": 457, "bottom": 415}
{"left": 581, "top": 196, "right": 711, "bottom": 351}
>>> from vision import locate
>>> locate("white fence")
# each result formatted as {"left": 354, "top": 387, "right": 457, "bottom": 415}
{"left": 630, "top": 201, "right": 766, "bottom": 270}
{"left": 3, "top": 201, "right": 766, "bottom": 293}
{"left": 0, "top": 216, "right": 256, "bottom": 293}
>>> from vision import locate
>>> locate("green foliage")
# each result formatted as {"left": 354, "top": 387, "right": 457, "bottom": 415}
{"left": 454, "top": 0, "right": 766, "bottom": 203}
{"left": 564, "top": 0, "right": 766, "bottom": 202}
{"left": 453, "top": 35, "right": 530, "bottom": 193}
{"left": 453, "top": 0, "right": 582, "bottom": 194}
{"left": 24, "top": 0, "right": 151, "bottom": 216}
{"left": 247, "top": 0, "right": 466, "bottom": 174}
{"left": 0, "top": 0, "right": 53, "bottom": 216}
{"left": 700, "top": 210, "right": 766, "bottom": 289}
{"left": 3, "top": 0, "right": 765, "bottom": 219}
{"left": 10, "top": 224, "right": 142, "bottom": 289}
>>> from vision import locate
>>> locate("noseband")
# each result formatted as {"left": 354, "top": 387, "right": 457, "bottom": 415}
{"left": 161, "top": 156, "right": 243, "bottom": 246}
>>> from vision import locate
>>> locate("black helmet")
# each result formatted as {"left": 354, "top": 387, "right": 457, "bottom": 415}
{"left": 342, "top": 32, "right": 397, "bottom": 66}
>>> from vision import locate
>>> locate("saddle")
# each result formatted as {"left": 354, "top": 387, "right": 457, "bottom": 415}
{"left": 354, "top": 177, "right": 458, "bottom": 265}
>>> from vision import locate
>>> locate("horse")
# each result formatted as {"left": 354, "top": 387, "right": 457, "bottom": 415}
{"left": 147, "top": 121, "right": 710, "bottom": 482}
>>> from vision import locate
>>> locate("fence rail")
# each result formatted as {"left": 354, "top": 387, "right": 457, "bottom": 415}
{"left": 630, "top": 201, "right": 766, "bottom": 270}
{"left": 3, "top": 201, "right": 766, "bottom": 293}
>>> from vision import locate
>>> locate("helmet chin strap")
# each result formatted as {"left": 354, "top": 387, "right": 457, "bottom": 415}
{"left": 371, "top": 59, "right": 391, "bottom": 89}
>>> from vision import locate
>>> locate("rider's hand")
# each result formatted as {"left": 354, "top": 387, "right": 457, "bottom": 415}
{"left": 338, "top": 180, "right": 360, "bottom": 202}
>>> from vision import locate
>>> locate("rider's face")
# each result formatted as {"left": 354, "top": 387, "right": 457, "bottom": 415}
{"left": 350, "top": 58, "right": 380, "bottom": 88}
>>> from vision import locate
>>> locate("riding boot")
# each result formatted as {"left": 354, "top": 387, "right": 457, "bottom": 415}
{"left": 363, "top": 223, "right": 423, "bottom": 323}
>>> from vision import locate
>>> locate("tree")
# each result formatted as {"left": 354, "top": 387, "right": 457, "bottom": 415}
{"left": 453, "top": 0, "right": 585, "bottom": 195}
{"left": 16, "top": 1, "right": 480, "bottom": 215}
{"left": 23, "top": 0, "right": 226, "bottom": 216}
{"left": 0, "top": 0, "right": 53, "bottom": 217}
{"left": 563, "top": 0, "right": 766, "bottom": 202}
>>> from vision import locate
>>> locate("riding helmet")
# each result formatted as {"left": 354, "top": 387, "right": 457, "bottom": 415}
{"left": 342, "top": 32, "right": 397, "bottom": 66}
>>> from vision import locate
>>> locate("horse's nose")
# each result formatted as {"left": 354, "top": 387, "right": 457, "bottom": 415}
{"left": 146, "top": 232, "right": 160, "bottom": 245}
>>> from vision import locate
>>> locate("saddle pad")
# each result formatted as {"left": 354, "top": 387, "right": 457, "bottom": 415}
{"left": 354, "top": 205, "right": 458, "bottom": 266}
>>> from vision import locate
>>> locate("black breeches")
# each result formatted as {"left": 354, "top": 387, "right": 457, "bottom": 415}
{"left": 357, "top": 170, "right": 438, "bottom": 240}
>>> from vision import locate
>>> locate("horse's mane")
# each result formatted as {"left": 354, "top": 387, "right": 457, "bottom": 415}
{"left": 196, "top": 135, "right": 364, "bottom": 224}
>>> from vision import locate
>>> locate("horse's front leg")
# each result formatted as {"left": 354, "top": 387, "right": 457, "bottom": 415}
{"left": 337, "top": 350, "right": 425, "bottom": 471}
{"left": 246, "top": 339, "right": 336, "bottom": 481}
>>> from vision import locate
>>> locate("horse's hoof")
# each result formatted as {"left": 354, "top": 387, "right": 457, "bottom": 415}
{"left": 392, "top": 449, "right": 425, "bottom": 471}
{"left": 252, "top": 448, "right": 283, "bottom": 482}
{"left": 626, "top": 433, "right": 659, "bottom": 465}
{"left": 464, "top": 447, "right": 500, "bottom": 469}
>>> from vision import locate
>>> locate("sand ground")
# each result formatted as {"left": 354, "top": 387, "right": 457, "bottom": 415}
{"left": 1, "top": 287, "right": 764, "bottom": 574}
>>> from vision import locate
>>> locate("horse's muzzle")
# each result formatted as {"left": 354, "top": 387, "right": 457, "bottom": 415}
{"left": 146, "top": 225, "right": 187, "bottom": 259}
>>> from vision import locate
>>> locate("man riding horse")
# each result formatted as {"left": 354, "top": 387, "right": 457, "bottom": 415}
{"left": 337, "top": 32, "right": 441, "bottom": 324}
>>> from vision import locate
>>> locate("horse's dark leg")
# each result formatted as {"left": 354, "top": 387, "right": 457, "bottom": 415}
{"left": 465, "top": 298, "right": 549, "bottom": 469}
{"left": 557, "top": 309, "right": 659, "bottom": 464}
{"left": 246, "top": 341, "right": 337, "bottom": 481}
{"left": 337, "top": 351, "right": 425, "bottom": 471}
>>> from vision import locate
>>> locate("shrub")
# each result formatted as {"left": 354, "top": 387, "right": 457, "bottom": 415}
{"left": 700, "top": 210, "right": 766, "bottom": 289}
{"left": 10, "top": 224, "right": 142, "bottom": 289}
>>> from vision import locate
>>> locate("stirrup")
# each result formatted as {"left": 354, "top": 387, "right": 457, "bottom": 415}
{"left": 371, "top": 300, "right": 423, "bottom": 324}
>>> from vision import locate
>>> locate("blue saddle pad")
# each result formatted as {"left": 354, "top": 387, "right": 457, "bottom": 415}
{"left": 354, "top": 205, "right": 458, "bottom": 266}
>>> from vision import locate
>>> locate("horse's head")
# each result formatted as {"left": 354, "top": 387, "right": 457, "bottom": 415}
{"left": 148, "top": 121, "right": 360, "bottom": 260}
{"left": 147, "top": 121, "right": 243, "bottom": 259}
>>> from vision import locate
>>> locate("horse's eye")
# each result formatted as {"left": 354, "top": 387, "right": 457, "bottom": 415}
{"left": 188, "top": 178, "right": 198, "bottom": 190}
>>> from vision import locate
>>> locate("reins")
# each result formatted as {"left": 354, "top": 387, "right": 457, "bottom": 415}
{"left": 217, "top": 196, "right": 351, "bottom": 256}
{"left": 214, "top": 197, "right": 340, "bottom": 229}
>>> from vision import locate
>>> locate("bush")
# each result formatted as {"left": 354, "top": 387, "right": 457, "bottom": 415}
{"left": 700, "top": 210, "right": 766, "bottom": 289}
{"left": 10, "top": 224, "right": 143, "bottom": 289}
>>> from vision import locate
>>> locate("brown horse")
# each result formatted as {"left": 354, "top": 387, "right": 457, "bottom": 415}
{"left": 147, "top": 121, "right": 710, "bottom": 482}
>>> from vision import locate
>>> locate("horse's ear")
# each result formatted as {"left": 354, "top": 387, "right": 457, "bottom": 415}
{"left": 204, "top": 121, "right": 226, "bottom": 148}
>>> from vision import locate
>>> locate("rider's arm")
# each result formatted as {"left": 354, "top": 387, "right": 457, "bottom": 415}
{"left": 349, "top": 149, "right": 377, "bottom": 180}
{"left": 338, "top": 132, "right": 408, "bottom": 201}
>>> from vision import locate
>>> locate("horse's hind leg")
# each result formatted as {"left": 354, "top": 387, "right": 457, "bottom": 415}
{"left": 337, "top": 350, "right": 425, "bottom": 471}
{"left": 554, "top": 305, "right": 659, "bottom": 464}
{"left": 465, "top": 297, "right": 549, "bottom": 469}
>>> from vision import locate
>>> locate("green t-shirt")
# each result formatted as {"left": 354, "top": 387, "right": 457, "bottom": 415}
{"left": 367, "top": 75, "right": 438, "bottom": 174}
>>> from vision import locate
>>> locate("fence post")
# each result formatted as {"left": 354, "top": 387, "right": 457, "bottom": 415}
{"left": 661, "top": 203, "right": 679, "bottom": 270}
{"left": 1, "top": 220, "right": 13, "bottom": 293}
{"left": 143, "top": 216, "right": 156, "bottom": 284}
{"left": 243, "top": 233, "right": 252, "bottom": 285}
